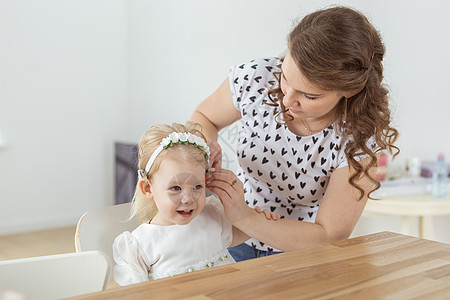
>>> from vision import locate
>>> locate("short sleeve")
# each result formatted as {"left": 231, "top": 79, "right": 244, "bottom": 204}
{"left": 228, "top": 58, "right": 281, "bottom": 114}
{"left": 228, "top": 64, "right": 242, "bottom": 112}
{"left": 112, "top": 231, "right": 149, "bottom": 286}
{"left": 336, "top": 135, "right": 378, "bottom": 169}
{"left": 206, "top": 196, "right": 233, "bottom": 248}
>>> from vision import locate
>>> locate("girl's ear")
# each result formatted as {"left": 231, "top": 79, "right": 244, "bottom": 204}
{"left": 139, "top": 179, "right": 153, "bottom": 199}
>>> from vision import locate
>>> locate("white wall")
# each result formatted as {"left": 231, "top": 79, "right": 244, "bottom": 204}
{"left": 126, "top": 0, "right": 304, "bottom": 139}
{"left": 1, "top": 0, "right": 449, "bottom": 242}
{"left": 0, "top": 0, "right": 129, "bottom": 234}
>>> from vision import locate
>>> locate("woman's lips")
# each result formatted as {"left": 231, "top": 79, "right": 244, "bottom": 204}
{"left": 288, "top": 107, "right": 301, "bottom": 114}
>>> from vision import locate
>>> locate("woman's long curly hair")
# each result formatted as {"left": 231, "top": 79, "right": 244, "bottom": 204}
{"left": 267, "top": 6, "right": 399, "bottom": 200}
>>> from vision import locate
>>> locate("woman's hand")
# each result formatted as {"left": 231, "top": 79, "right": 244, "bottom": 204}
{"left": 206, "top": 169, "right": 251, "bottom": 225}
{"left": 208, "top": 140, "right": 222, "bottom": 172}
{"left": 255, "top": 206, "right": 280, "bottom": 221}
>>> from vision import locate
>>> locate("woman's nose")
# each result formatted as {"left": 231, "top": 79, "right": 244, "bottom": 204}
{"left": 282, "top": 89, "right": 297, "bottom": 107}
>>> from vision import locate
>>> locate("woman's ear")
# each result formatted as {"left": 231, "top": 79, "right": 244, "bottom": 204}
{"left": 343, "top": 86, "right": 364, "bottom": 98}
{"left": 139, "top": 179, "right": 153, "bottom": 199}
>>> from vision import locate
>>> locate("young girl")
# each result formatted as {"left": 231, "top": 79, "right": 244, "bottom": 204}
{"left": 113, "top": 122, "right": 278, "bottom": 286}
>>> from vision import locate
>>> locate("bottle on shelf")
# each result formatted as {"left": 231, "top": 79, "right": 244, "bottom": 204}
{"left": 432, "top": 152, "right": 448, "bottom": 198}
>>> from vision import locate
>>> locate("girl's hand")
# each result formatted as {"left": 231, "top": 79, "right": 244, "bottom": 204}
{"left": 206, "top": 169, "right": 251, "bottom": 225}
{"left": 254, "top": 206, "right": 280, "bottom": 221}
{"left": 208, "top": 140, "right": 222, "bottom": 172}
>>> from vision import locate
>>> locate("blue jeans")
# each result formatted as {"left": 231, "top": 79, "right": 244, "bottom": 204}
{"left": 228, "top": 243, "right": 282, "bottom": 262}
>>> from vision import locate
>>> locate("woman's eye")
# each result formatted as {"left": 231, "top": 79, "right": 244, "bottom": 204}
{"left": 304, "top": 94, "right": 318, "bottom": 100}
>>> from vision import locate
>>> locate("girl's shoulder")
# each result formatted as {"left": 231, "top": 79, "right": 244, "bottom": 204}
{"left": 202, "top": 195, "right": 228, "bottom": 221}
{"left": 204, "top": 195, "right": 223, "bottom": 213}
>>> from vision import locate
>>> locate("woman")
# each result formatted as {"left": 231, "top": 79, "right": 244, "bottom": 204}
{"left": 191, "top": 6, "right": 399, "bottom": 261}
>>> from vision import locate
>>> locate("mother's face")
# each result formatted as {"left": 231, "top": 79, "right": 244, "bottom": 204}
{"left": 280, "top": 51, "right": 344, "bottom": 122}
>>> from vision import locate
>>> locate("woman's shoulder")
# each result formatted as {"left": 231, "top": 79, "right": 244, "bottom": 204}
{"left": 231, "top": 57, "right": 282, "bottom": 71}
{"left": 230, "top": 57, "right": 281, "bottom": 81}
{"left": 229, "top": 57, "right": 281, "bottom": 110}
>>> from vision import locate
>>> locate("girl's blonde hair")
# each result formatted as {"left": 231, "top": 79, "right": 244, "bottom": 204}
{"left": 130, "top": 122, "right": 208, "bottom": 224}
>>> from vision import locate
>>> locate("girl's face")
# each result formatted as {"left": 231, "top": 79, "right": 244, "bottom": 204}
{"left": 280, "top": 51, "right": 343, "bottom": 122}
{"left": 148, "top": 158, "right": 206, "bottom": 226}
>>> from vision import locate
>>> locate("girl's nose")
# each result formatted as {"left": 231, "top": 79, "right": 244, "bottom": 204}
{"left": 180, "top": 192, "right": 194, "bottom": 204}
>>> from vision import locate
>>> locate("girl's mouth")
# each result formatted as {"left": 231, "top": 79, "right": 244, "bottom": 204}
{"left": 177, "top": 209, "right": 194, "bottom": 217}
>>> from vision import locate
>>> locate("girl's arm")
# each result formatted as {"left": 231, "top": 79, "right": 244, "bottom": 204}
{"left": 113, "top": 232, "right": 150, "bottom": 286}
{"left": 207, "top": 157, "right": 375, "bottom": 251}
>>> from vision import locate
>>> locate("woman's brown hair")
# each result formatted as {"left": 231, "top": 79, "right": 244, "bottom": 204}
{"left": 267, "top": 6, "right": 399, "bottom": 199}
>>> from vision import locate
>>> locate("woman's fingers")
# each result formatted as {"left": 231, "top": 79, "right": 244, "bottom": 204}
{"left": 261, "top": 209, "right": 280, "bottom": 221}
{"left": 206, "top": 169, "right": 252, "bottom": 224}
{"left": 207, "top": 179, "right": 233, "bottom": 200}
{"left": 207, "top": 169, "right": 241, "bottom": 188}
{"left": 255, "top": 206, "right": 273, "bottom": 220}
{"left": 208, "top": 141, "right": 222, "bottom": 171}
{"left": 208, "top": 168, "right": 281, "bottom": 223}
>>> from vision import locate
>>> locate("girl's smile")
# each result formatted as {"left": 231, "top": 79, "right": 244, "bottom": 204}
{"left": 147, "top": 158, "right": 207, "bottom": 226}
{"left": 176, "top": 209, "right": 194, "bottom": 217}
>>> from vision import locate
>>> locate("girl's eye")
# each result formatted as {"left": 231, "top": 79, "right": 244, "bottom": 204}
{"left": 170, "top": 186, "right": 181, "bottom": 191}
{"left": 194, "top": 185, "right": 203, "bottom": 190}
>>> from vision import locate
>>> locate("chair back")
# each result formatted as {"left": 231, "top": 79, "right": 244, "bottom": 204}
{"left": 74, "top": 202, "right": 140, "bottom": 282}
{"left": 0, "top": 250, "right": 110, "bottom": 300}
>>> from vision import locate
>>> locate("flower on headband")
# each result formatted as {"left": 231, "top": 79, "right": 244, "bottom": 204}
{"left": 194, "top": 137, "right": 207, "bottom": 150}
{"left": 168, "top": 132, "right": 179, "bottom": 143}
{"left": 187, "top": 133, "right": 197, "bottom": 144}
{"left": 178, "top": 132, "right": 188, "bottom": 143}
{"left": 140, "top": 131, "right": 210, "bottom": 181}
{"left": 161, "top": 137, "right": 172, "bottom": 148}
{"left": 158, "top": 131, "right": 210, "bottom": 161}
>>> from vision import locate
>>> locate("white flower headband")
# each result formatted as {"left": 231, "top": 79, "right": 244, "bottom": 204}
{"left": 138, "top": 132, "right": 210, "bottom": 180}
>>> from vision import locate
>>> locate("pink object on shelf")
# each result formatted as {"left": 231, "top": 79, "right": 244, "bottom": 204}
{"left": 376, "top": 153, "right": 388, "bottom": 181}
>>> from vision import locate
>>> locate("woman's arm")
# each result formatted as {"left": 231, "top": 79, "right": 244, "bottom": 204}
{"left": 190, "top": 78, "right": 241, "bottom": 142}
{"left": 230, "top": 208, "right": 280, "bottom": 247}
{"left": 207, "top": 157, "right": 375, "bottom": 251}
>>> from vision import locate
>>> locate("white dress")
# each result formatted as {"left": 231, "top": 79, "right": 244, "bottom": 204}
{"left": 113, "top": 196, "right": 235, "bottom": 285}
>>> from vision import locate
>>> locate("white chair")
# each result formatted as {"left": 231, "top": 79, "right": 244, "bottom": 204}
{"left": 74, "top": 202, "right": 140, "bottom": 282}
{"left": 0, "top": 250, "right": 111, "bottom": 300}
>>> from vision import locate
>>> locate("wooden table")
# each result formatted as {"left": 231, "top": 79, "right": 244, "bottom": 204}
{"left": 364, "top": 193, "right": 450, "bottom": 239}
{"left": 68, "top": 232, "right": 450, "bottom": 299}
